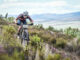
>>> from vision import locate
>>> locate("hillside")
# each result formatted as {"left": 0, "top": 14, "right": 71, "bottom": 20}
{"left": 0, "top": 17, "right": 80, "bottom": 60}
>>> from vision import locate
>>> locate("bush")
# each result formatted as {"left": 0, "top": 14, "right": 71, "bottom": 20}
{"left": 12, "top": 49, "right": 22, "bottom": 60}
{"left": 29, "top": 29, "right": 39, "bottom": 36}
{"left": 40, "top": 33, "right": 51, "bottom": 42}
{"left": 47, "top": 26, "right": 54, "bottom": 31}
{"left": 64, "top": 58, "right": 71, "bottom": 60}
{"left": 0, "top": 49, "right": 24, "bottom": 60}
{"left": 56, "top": 38, "right": 67, "bottom": 48}
{"left": 46, "top": 54, "right": 61, "bottom": 60}
{"left": 46, "top": 54, "right": 54, "bottom": 60}
{"left": 77, "top": 37, "right": 80, "bottom": 45}
{"left": 0, "top": 18, "right": 8, "bottom": 25}
{"left": 53, "top": 54, "right": 61, "bottom": 60}
{"left": 2, "top": 25, "right": 16, "bottom": 35}
{"left": 0, "top": 54, "right": 13, "bottom": 60}
{"left": 30, "top": 35, "right": 43, "bottom": 48}
{"left": 64, "top": 27, "right": 79, "bottom": 38}
{"left": 49, "top": 37, "right": 56, "bottom": 44}
{"left": 7, "top": 17, "right": 15, "bottom": 23}
{"left": 34, "top": 24, "right": 44, "bottom": 30}
{"left": 1, "top": 25, "right": 21, "bottom": 47}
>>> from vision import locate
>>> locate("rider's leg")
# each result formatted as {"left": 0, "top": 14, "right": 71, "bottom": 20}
{"left": 17, "top": 20, "right": 22, "bottom": 35}
{"left": 22, "top": 20, "right": 27, "bottom": 25}
{"left": 17, "top": 26, "right": 22, "bottom": 35}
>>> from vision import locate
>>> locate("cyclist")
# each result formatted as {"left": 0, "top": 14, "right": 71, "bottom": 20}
{"left": 14, "top": 11, "right": 33, "bottom": 36}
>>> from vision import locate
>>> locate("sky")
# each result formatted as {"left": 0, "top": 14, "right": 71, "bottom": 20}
{"left": 0, "top": 0, "right": 80, "bottom": 15}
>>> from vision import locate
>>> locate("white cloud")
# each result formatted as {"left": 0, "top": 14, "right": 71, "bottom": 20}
{"left": 74, "top": 5, "right": 80, "bottom": 8}
{"left": 0, "top": 1, "right": 80, "bottom": 15}
{"left": 0, "top": 1, "right": 67, "bottom": 8}
{"left": 3, "top": 0, "right": 20, "bottom": 3}
{"left": 44, "top": 1, "right": 67, "bottom": 7}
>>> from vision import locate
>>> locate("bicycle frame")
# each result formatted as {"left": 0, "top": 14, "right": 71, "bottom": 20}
{"left": 19, "top": 22, "right": 32, "bottom": 45}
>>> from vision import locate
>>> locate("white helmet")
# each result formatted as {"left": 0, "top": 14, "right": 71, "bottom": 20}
{"left": 23, "top": 11, "right": 28, "bottom": 16}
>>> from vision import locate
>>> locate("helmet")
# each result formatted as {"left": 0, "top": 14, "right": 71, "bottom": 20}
{"left": 23, "top": 11, "right": 28, "bottom": 16}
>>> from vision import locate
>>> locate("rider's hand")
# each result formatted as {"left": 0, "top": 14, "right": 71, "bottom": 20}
{"left": 15, "top": 21, "right": 17, "bottom": 24}
{"left": 14, "top": 19, "right": 17, "bottom": 24}
{"left": 31, "top": 23, "right": 33, "bottom": 25}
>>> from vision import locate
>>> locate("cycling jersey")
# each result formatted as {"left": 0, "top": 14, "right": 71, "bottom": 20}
{"left": 16, "top": 14, "right": 27, "bottom": 21}
{"left": 16, "top": 14, "right": 33, "bottom": 22}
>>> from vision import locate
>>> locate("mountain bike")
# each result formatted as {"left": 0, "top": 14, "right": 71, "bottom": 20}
{"left": 18, "top": 23, "right": 33, "bottom": 48}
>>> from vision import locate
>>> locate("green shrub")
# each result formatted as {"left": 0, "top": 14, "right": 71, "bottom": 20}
{"left": 49, "top": 37, "right": 56, "bottom": 44}
{"left": 2, "top": 25, "right": 16, "bottom": 35}
{"left": 64, "top": 58, "right": 71, "bottom": 60}
{"left": 0, "top": 54, "right": 13, "bottom": 60}
{"left": 56, "top": 38, "right": 67, "bottom": 48}
{"left": 0, "top": 50, "right": 24, "bottom": 60}
{"left": 12, "top": 49, "right": 22, "bottom": 60}
{"left": 77, "top": 37, "right": 80, "bottom": 46}
{"left": 64, "top": 27, "right": 79, "bottom": 38}
{"left": 46, "top": 54, "right": 61, "bottom": 60}
{"left": 30, "top": 35, "right": 43, "bottom": 47}
{"left": 0, "top": 18, "right": 8, "bottom": 25}
{"left": 34, "top": 24, "right": 44, "bottom": 30}
{"left": 1, "top": 25, "right": 21, "bottom": 47}
{"left": 7, "top": 17, "right": 15, "bottom": 23}
{"left": 29, "top": 29, "right": 39, "bottom": 36}
{"left": 47, "top": 26, "right": 54, "bottom": 31}
{"left": 40, "top": 33, "right": 51, "bottom": 42}
{"left": 39, "top": 49, "right": 45, "bottom": 60}
{"left": 53, "top": 54, "right": 61, "bottom": 60}
{"left": 46, "top": 54, "right": 54, "bottom": 60}
{"left": 46, "top": 26, "right": 61, "bottom": 32}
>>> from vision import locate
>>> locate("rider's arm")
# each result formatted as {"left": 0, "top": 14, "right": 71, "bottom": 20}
{"left": 15, "top": 14, "right": 23, "bottom": 23}
{"left": 16, "top": 14, "right": 23, "bottom": 20}
{"left": 27, "top": 15, "right": 33, "bottom": 23}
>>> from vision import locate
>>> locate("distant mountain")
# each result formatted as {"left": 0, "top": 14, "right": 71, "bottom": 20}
{"left": 31, "top": 12, "right": 80, "bottom": 22}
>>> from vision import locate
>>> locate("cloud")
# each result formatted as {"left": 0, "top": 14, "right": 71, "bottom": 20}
{"left": 1, "top": 1, "right": 67, "bottom": 8}
{"left": 74, "top": 5, "right": 80, "bottom": 8}
{"left": 3, "top": 0, "right": 20, "bottom": 3}
{"left": 44, "top": 1, "right": 67, "bottom": 7}
{"left": 0, "top": 0, "right": 80, "bottom": 15}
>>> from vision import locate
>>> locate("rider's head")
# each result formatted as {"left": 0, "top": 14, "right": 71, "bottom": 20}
{"left": 23, "top": 11, "right": 28, "bottom": 18}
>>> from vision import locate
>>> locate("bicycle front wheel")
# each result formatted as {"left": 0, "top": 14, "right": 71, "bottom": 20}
{"left": 24, "top": 29, "right": 29, "bottom": 44}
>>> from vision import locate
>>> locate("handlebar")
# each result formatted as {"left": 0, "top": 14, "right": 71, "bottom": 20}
{"left": 16, "top": 23, "right": 33, "bottom": 26}
{"left": 28, "top": 23, "right": 33, "bottom": 25}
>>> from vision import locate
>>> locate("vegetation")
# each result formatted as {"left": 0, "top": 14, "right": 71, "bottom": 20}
{"left": 0, "top": 15, "right": 80, "bottom": 60}
{"left": 30, "top": 35, "right": 43, "bottom": 48}
{"left": 0, "top": 16, "right": 8, "bottom": 25}
{"left": 64, "top": 27, "right": 80, "bottom": 38}
{"left": 46, "top": 54, "right": 61, "bottom": 60}
{"left": 56, "top": 38, "right": 67, "bottom": 48}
